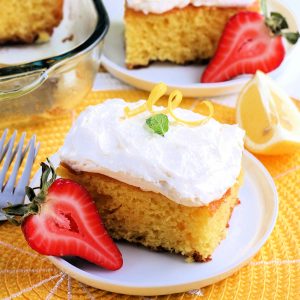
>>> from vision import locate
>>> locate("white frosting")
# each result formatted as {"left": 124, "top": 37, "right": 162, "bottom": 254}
{"left": 127, "top": 0, "right": 256, "bottom": 14}
{"left": 60, "top": 99, "right": 244, "bottom": 207}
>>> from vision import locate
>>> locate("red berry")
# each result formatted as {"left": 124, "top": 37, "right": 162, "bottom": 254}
{"left": 201, "top": 11, "right": 285, "bottom": 83}
{"left": 4, "top": 162, "right": 123, "bottom": 271}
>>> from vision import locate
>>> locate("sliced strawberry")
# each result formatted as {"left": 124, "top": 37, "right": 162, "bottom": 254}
{"left": 3, "top": 161, "right": 123, "bottom": 271}
{"left": 201, "top": 11, "right": 285, "bottom": 83}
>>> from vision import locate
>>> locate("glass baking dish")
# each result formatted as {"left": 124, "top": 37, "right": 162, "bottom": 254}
{"left": 0, "top": 0, "right": 109, "bottom": 127}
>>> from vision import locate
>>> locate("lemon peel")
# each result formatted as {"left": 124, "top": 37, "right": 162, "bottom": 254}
{"left": 124, "top": 103, "right": 147, "bottom": 118}
{"left": 147, "top": 83, "right": 168, "bottom": 113}
{"left": 124, "top": 83, "right": 214, "bottom": 126}
{"left": 167, "top": 91, "right": 214, "bottom": 126}
{"left": 124, "top": 83, "right": 168, "bottom": 118}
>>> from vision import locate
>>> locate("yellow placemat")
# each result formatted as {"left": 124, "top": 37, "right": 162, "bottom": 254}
{"left": 0, "top": 90, "right": 299, "bottom": 300}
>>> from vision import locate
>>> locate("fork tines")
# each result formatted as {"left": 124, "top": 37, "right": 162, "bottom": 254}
{"left": 0, "top": 129, "right": 40, "bottom": 215}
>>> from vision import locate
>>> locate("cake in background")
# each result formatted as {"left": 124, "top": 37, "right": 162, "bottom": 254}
{"left": 124, "top": 0, "right": 259, "bottom": 68}
{"left": 0, "top": 0, "right": 63, "bottom": 44}
{"left": 57, "top": 84, "right": 245, "bottom": 262}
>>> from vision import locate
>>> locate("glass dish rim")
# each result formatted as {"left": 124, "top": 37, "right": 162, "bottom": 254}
{"left": 0, "top": 0, "right": 109, "bottom": 77}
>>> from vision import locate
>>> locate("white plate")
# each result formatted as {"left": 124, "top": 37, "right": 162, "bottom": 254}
{"left": 30, "top": 151, "right": 278, "bottom": 296}
{"left": 101, "top": 0, "right": 299, "bottom": 97}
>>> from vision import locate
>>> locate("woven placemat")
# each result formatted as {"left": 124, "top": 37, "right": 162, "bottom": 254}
{"left": 0, "top": 90, "right": 299, "bottom": 300}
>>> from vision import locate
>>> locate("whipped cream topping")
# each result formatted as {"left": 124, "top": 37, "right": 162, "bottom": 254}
{"left": 60, "top": 99, "right": 244, "bottom": 207}
{"left": 127, "top": 0, "right": 256, "bottom": 14}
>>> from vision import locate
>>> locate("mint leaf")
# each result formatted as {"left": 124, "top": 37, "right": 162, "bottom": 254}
{"left": 146, "top": 114, "right": 169, "bottom": 136}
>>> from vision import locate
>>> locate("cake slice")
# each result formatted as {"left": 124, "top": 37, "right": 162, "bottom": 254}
{"left": 125, "top": 0, "right": 260, "bottom": 68}
{"left": 58, "top": 95, "right": 244, "bottom": 261}
{"left": 0, "top": 0, "right": 63, "bottom": 44}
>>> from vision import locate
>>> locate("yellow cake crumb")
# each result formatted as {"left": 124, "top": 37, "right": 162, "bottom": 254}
{"left": 57, "top": 164, "right": 242, "bottom": 261}
{"left": 0, "top": 0, "right": 63, "bottom": 44}
{"left": 124, "top": 2, "right": 260, "bottom": 68}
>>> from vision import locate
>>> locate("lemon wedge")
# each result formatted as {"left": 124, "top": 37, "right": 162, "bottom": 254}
{"left": 236, "top": 71, "right": 300, "bottom": 155}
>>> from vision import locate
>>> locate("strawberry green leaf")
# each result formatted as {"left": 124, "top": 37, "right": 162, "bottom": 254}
{"left": 2, "top": 203, "right": 39, "bottom": 225}
{"left": 283, "top": 32, "right": 300, "bottom": 45}
{"left": 3, "top": 159, "right": 56, "bottom": 224}
{"left": 146, "top": 114, "right": 169, "bottom": 137}
{"left": 25, "top": 186, "right": 36, "bottom": 202}
{"left": 262, "top": 1, "right": 299, "bottom": 45}
{"left": 270, "top": 12, "right": 288, "bottom": 29}
{"left": 266, "top": 12, "right": 289, "bottom": 35}
{"left": 3, "top": 204, "right": 34, "bottom": 216}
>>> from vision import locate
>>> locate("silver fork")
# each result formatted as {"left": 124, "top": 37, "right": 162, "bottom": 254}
{"left": 0, "top": 129, "right": 40, "bottom": 220}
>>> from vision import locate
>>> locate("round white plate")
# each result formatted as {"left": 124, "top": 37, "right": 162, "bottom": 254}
{"left": 101, "top": 0, "right": 299, "bottom": 97}
{"left": 30, "top": 151, "right": 278, "bottom": 296}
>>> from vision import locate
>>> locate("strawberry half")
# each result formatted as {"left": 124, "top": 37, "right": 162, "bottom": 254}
{"left": 201, "top": 9, "right": 300, "bottom": 83}
{"left": 3, "top": 160, "right": 123, "bottom": 271}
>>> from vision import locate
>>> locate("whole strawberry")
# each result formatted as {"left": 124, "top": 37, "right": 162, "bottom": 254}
{"left": 3, "top": 160, "right": 123, "bottom": 271}
{"left": 201, "top": 1, "right": 300, "bottom": 83}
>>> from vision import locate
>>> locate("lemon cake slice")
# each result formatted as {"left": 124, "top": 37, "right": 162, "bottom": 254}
{"left": 0, "top": 0, "right": 63, "bottom": 44}
{"left": 125, "top": 0, "right": 260, "bottom": 68}
{"left": 58, "top": 93, "right": 244, "bottom": 261}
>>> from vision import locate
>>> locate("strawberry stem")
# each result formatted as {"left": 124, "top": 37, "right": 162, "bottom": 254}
{"left": 261, "top": 0, "right": 300, "bottom": 45}
{"left": 2, "top": 159, "right": 57, "bottom": 225}
{"left": 261, "top": 0, "right": 268, "bottom": 17}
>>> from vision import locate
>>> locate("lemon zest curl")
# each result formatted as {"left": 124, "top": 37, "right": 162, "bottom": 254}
{"left": 124, "top": 83, "right": 214, "bottom": 126}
